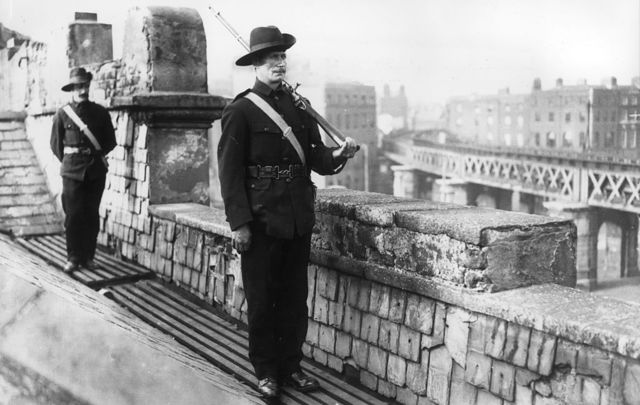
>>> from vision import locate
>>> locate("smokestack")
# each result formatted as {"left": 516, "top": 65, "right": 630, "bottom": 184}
{"left": 532, "top": 78, "right": 542, "bottom": 91}
{"left": 602, "top": 76, "right": 617, "bottom": 89}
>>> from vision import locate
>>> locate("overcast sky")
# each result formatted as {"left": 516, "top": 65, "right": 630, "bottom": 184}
{"left": 2, "top": 0, "right": 639, "bottom": 104}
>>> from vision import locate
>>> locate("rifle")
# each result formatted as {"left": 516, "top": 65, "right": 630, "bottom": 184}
{"left": 209, "top": 5, "right": 359, "bottom": 151}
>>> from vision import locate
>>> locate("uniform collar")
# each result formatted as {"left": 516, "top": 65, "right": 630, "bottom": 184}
{"left": 253, "top": 79, "right": 285, "bottom": 98}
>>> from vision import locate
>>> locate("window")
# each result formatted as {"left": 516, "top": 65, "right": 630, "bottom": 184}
{"left": 534, "top": 112, "right": 541, "bottom": 122}
{"left": 504, "top": 133, "right": 512, "bottom": 146}
{"left": 579, "top": 132, "right": 586, "bottom": 148}
{"left": 546, "top": 132, "right": 556, "bottom": 148}
{"left": 594, "top": 131, "right": 600, "bottom": 146}
{"left": 604, "top": 131, "right": 615, "bottom": 147}
{"left": 456, "top": 118, "right": 463, "bottom": 127}
{"left": 548, "top": 112, "right": 555, "bottom": 122}
{"left": 516, "top": 133, "right": 524, "bottom": 147}
{"left": 504, "top": 116, "right": 512, "bottom": 126}
{"left": 505, "top": 105, "right": 511, "bottom": 113}
{"left": 579, "top": 112, "right": 586, "bottom": 122}
{"left": 487, "top": 116, "right": 494, "bottom": 126}
{"left": 633, "top": 129, "right": 639, "bottom": 148}
{"left": 622, "top": 97, "right": 629, "bottom": 105}
{"left": 487, "top": 132, "right": 494, "bottom": 141}
{"left": 632, "top": 96, "right": 638, "bottom": 106}
{"left": 534, "top": 132, "right": 541, "bottom": 146}
{"left": 562, "top": 131, "right": 573, "bottom": 147}
{"left": 565, "top": 113, "right": 571, "bottom": 123}
{"left": 517, "top": 116, "right": 524, "bottom": 128}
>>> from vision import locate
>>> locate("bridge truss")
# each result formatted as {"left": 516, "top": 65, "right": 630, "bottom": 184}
{"left": 386, "top": 142, "right": 640, "bottom": 214}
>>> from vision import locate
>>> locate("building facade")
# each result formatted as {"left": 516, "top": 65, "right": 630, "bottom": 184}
{"left": 445, "top": 77, "right": 640, "bottom": 158}
{"left": 323, "top": 82, "right": 378, "bottom": 191}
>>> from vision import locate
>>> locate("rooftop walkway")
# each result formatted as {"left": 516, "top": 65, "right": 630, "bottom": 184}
{"left": 0, "top": 119, "right": 63, "bottom": 236}
{"left": 9, "top": 233, "right": 391, "bottom": 405}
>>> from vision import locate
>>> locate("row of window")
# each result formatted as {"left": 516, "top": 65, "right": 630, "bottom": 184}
{"left": 622, "top": 96, "right": 639, "bottom": 106}
{"left": 326, "top": 94, "right": 375, "bottom": 106}
{"left": 327, "top": 112, "right": 376, "bottom": 130}
{"left": 533, "top": 111, "right": 587, "bottom": 123}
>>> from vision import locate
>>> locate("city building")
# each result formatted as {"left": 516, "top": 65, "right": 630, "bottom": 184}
{"left": 379, "top": 84, "right": 409, "bottom": 131}
{"left": 323, "top": 82, "right": 377, "bottom": 191}
{"left": 444, "top": 77, "right": 640, "bottom": 158}
{"left": 445, "top": 88, "right": 528, "bottom": 147}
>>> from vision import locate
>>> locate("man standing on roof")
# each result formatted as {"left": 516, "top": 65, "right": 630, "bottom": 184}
{"left": 50, "top": 67, "right": 116, "bottom": 273}
{"left": 217, "top": 26, "right": 358, "bottom": 399}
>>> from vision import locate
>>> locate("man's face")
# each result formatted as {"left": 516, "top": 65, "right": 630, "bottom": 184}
{"left": 255, "top": 51, "right": 287, "bottom": 86}
{"left": 72, "top": 82, "right": 90, "bottom": 102}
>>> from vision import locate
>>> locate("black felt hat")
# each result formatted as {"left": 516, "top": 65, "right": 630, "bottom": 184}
{"left": 61, "top": 67, "right": 93, "bottom": 92}
{"left": 235, "top": 26, "right": 296, "bottom": 66}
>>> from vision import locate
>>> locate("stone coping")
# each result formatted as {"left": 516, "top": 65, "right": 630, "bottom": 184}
{"left": 315, "top": 188, "right": 573, "bottom": 245}
{"left": 146, "top": 198, "right": 640, "bottom": 359}
{"left": 111, "top": 92, "right": 229, "bottom": 109}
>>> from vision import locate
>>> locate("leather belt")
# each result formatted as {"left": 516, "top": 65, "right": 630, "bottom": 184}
{"left": 63, "top": 146, "right": 92, "bottom": 155}
{"left": 247, "top": 164, "right": 307, "bottom": 180}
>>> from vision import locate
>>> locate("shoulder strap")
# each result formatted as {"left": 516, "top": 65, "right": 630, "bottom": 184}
{"left": 244, "top": 92, "right": 306, "bottom": 166}
{"left": 62, "top": 105, "right": 102, "bottom": 151}
{"left": 62, "top": 104, "right": 109, "bottom": 168}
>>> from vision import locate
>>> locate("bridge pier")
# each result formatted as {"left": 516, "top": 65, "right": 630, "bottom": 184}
{"left": 544, "top": 202, "right": 598, "bottom": 290}
{"left": 432, "top": 178, "right": 468, "bottom": 205}
{"left": 391, "top": 165, "right": 417, "bottom": 198}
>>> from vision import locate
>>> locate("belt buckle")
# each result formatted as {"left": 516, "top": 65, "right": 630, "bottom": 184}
{"left": 277, "top": 165, "right": 292, "bottom": 179}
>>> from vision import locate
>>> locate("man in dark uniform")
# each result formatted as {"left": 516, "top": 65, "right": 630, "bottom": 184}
{"left": 218, "top": 26, "right": 358, "bottom": 398}
{"left": 50, "top": 67, "right": 116, "bottom": 273}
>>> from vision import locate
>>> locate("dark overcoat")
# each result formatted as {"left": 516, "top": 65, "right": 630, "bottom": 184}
{"left": 218, "top": 79, "right": 345, "bottom": 239}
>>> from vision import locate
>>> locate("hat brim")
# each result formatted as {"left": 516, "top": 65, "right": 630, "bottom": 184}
{"left": 61, "top": 73, "right": 93, "bottom": 92}
{"left": 235, "top": 34, "right": 296, "bottom": 66}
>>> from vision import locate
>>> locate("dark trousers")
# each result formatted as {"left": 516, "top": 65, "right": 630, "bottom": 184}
{"left": 61, "top": 175, "right": 106, "bottom": 264}
{"left": 241, "top": 226, "right": 311, "bottom": 381}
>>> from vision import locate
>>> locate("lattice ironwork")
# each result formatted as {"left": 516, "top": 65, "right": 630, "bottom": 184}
{"left": 587, "top": 170, "right": 640, "bottom": 213}
{"left": 386, "top": 143, "right": 640, "bottom": 213}
{"left": 412, "top": 147, "right": 578, "bottom": 200}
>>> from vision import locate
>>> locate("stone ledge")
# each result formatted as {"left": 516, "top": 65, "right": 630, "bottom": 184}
{"left": 111, "top": 92, "right": 229, "bottom": 109}
{"left": 144, "top": 201, "right": 638, "bottom": 359}
{"left": 149, "top": 203, "right": 231, "bottom": 237}
{"left": 316, "top": 188, "right": 574, "bottom": 245}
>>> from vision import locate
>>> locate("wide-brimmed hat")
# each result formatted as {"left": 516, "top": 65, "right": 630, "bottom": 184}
{"left": 235, "top": 26, "right": 296, "bottom": 66}
{"left": 61, "top": 67, "right": 93, "bottom": 92}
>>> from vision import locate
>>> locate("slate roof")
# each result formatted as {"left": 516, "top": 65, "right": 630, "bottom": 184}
{"left": 0, "top": 120, "right": 63, "bottom": 236}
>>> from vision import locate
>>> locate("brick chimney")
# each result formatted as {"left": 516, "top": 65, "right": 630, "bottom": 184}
{"left": 67, "top": 12, "right": 113, "bottom": 67}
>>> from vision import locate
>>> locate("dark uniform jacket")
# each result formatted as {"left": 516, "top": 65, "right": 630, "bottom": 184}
{"left": 50, "top": 100, "right": 116, "bottom": 181}
{"left": 218, "top": 79, "right": 346, "bottom": 239}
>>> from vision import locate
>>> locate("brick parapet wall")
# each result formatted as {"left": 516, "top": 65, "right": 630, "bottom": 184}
{"left": 121, "top": 191, "right": 640, "bottom": 405}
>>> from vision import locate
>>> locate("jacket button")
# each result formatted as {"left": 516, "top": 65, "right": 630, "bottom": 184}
{"left": 285, "top": 178, "right": 291, "bottom": 183}
{"left": 250, "top": 184, "right": 255, "bottom": 189}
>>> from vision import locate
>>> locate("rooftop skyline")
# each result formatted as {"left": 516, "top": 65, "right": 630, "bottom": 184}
{"left": 3, "top": 0, "right": 639, "bottom": 105}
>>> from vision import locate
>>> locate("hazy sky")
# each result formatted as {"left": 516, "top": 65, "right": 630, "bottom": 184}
{"left": 2, "top": 0, "right": 639, "bottom": 104}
